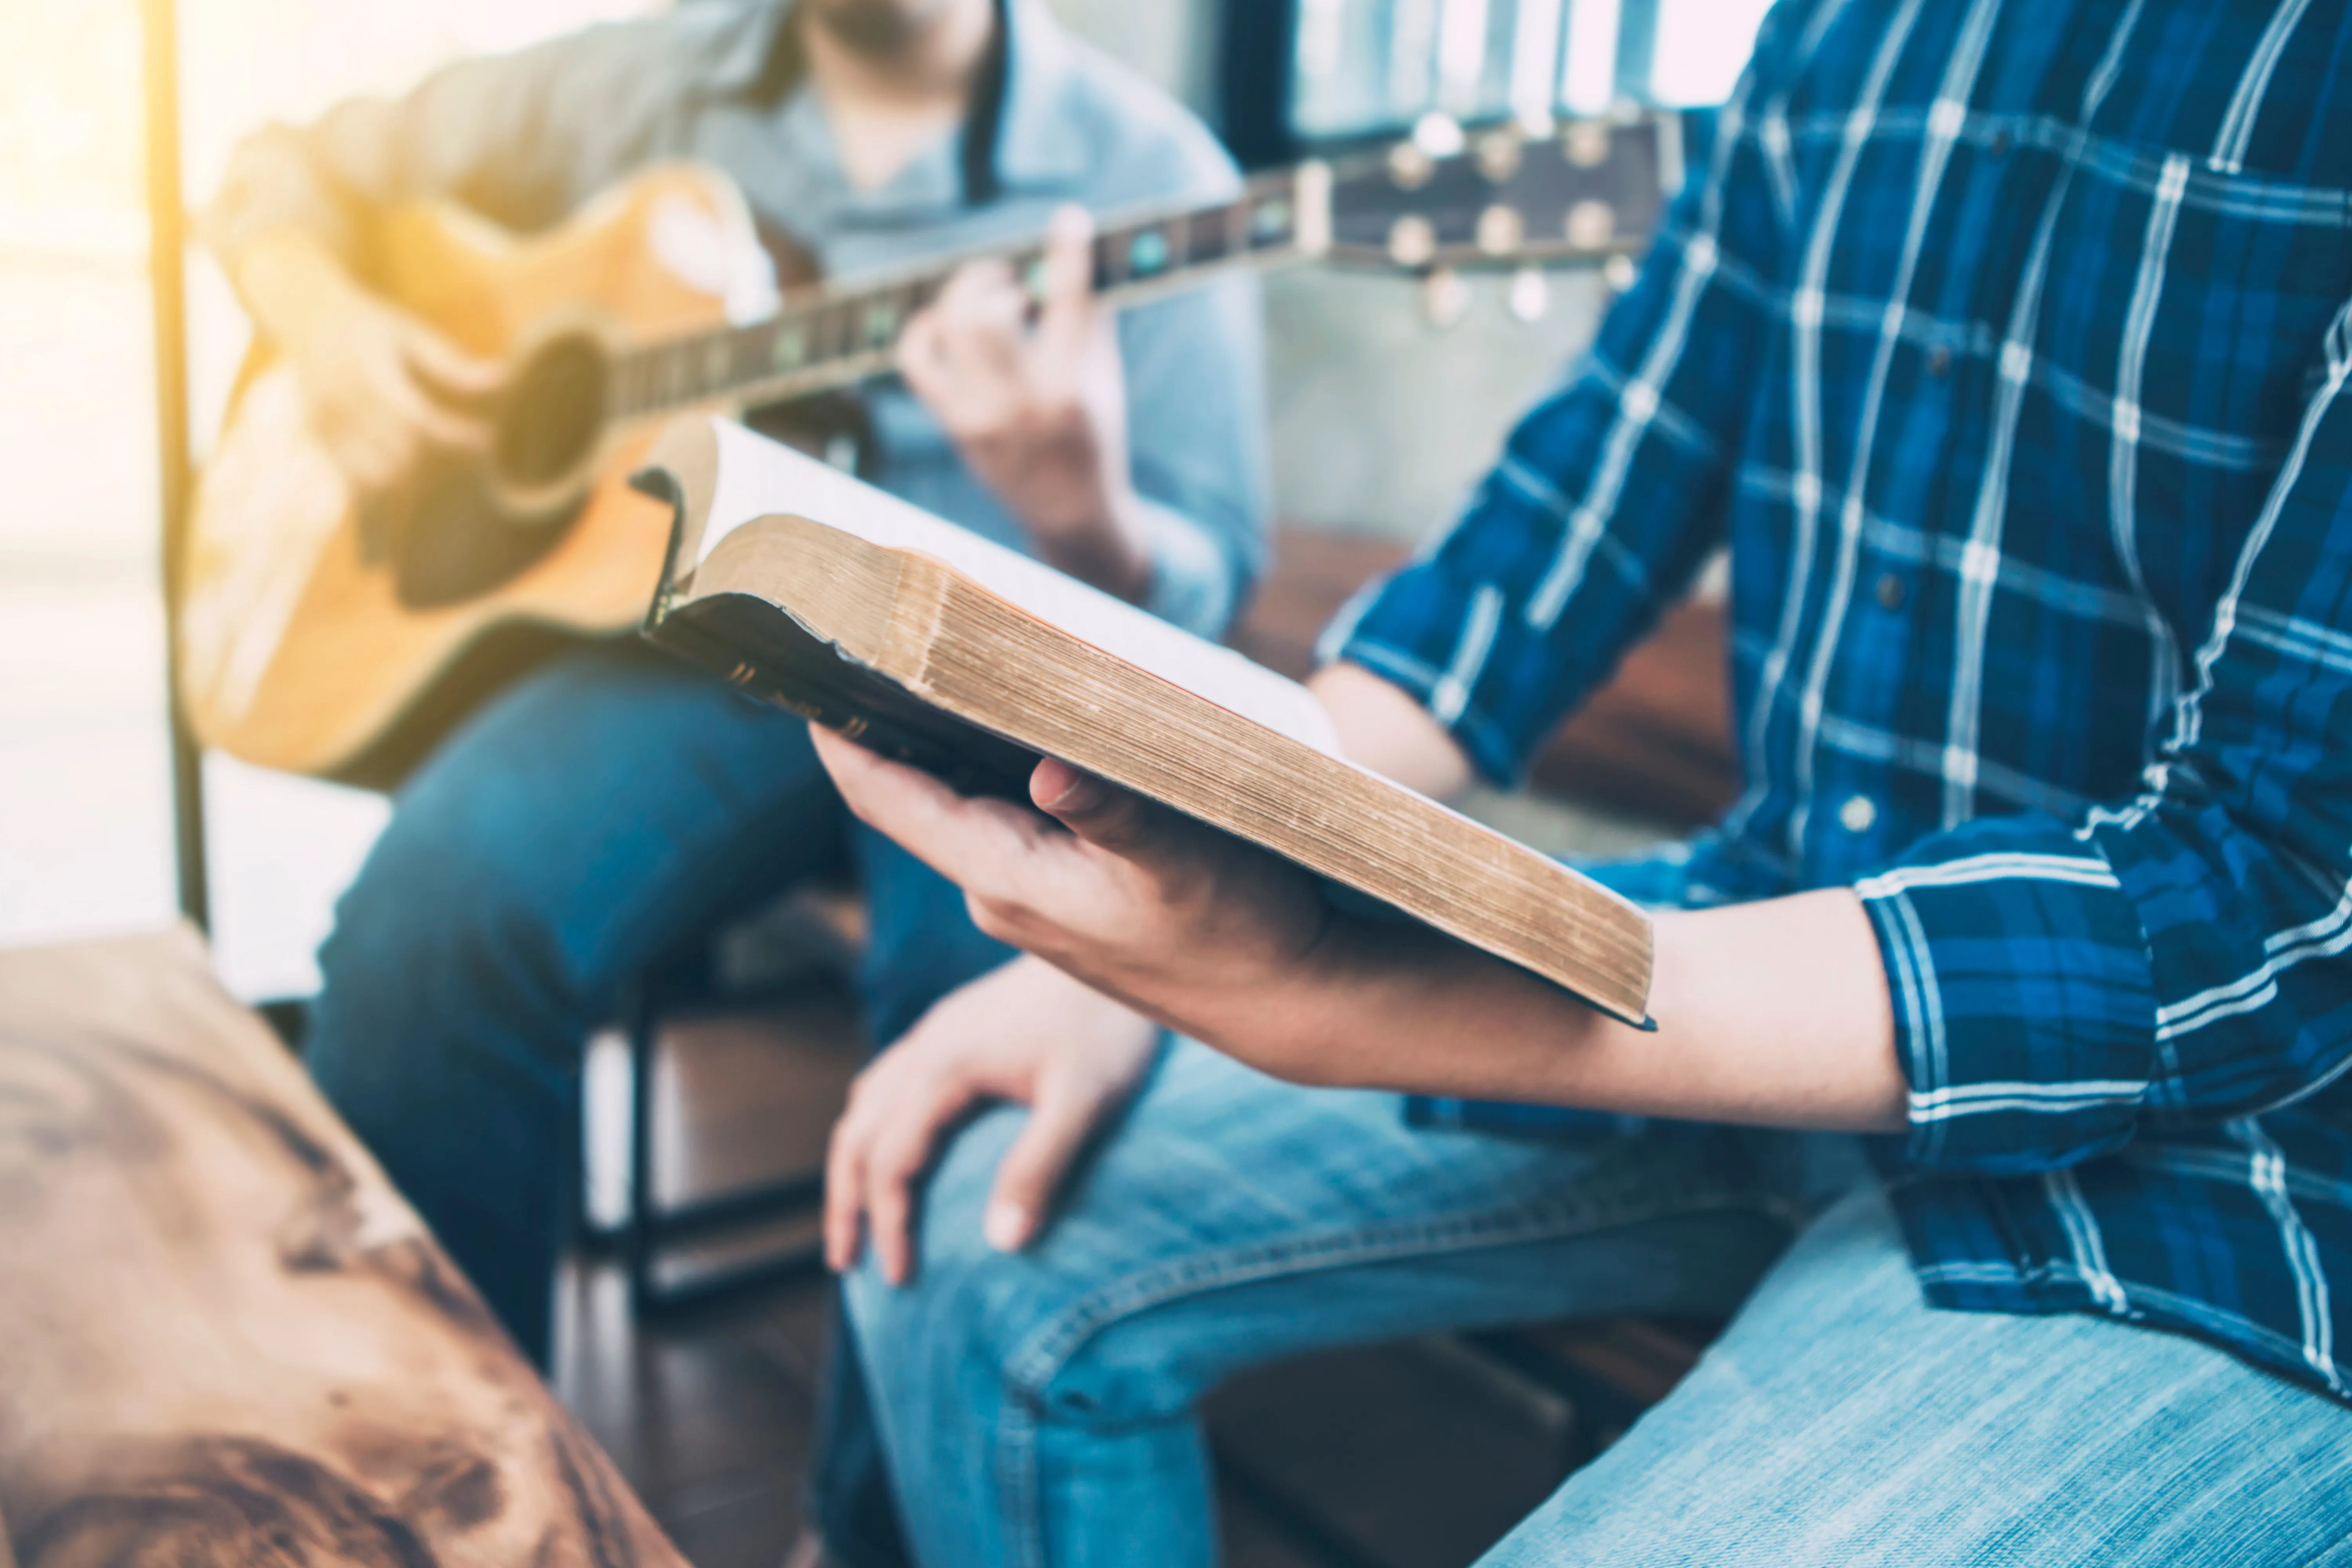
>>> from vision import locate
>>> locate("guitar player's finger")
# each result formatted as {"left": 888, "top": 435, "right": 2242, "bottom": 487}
{"left": 381, "top": 372, "right": 491, "bottom": 452}
{"left": 937, "top": 282, "right": 1025, "bottom": 389}
{"left": 895, "top": 307, "right": 941, "bottom": 383}
{"left": 332, "top": 428, "right": 407, "bottom": 495}
{"left": 1033, "top": 205, "right": 1097, "bottom": 375}
{"left": 401, "top": 326, "right": 503, "bottom": 397}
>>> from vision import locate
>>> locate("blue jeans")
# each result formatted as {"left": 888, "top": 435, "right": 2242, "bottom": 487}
{"left": 846, "top": 1038, "right": 2352, "bottom": 1568}
{"left": 305, "top": 640, "right": 1013, "bottom": 1368}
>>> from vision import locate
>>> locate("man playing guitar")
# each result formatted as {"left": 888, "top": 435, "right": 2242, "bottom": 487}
{"left": 203, "top": 1, "right": 1260, "bottom": 1551}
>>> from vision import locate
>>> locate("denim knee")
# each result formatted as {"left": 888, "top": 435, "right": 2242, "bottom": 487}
{"left": 312, "top": 799, "right": 598, "bottom": 1084}
{"left": 844, "top": 1123, "right": 1208, "bottom": 1442}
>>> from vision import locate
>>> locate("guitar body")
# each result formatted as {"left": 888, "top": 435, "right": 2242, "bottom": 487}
{"left": 180, "top": 165, "right": 758, "bottom": 786}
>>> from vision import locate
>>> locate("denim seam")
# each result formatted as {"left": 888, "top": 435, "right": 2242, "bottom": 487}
{"left": 990, "top": 1173, "right": 1793, "bottom": 1568}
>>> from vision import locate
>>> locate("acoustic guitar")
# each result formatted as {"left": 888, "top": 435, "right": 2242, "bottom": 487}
{"left": 178, "top": 112, "right": 1680, "bottom": 786}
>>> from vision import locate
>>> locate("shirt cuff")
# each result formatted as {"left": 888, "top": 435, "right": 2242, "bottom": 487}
{"left": 1855, "top": 815, "right": 2159, "bottom": 1175}
{"left": 1135, "top": 497, "right": 1237, "bottom": 639}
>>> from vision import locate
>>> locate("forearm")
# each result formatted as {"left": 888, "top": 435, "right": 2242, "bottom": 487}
{"left": 1173, "top": 887, "right": 1907, "bottom": 1132}
{"left": 1310, "top": 663, "right": 1474, "bottom": 802}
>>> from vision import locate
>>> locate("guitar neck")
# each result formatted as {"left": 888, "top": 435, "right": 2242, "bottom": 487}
{"left": 608, "top": 164, "right": 1331, "bottom": 423}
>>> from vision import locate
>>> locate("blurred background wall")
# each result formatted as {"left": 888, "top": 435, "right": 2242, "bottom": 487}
{"left": 0, "top": 0, "right": 1770, "bottom": 995}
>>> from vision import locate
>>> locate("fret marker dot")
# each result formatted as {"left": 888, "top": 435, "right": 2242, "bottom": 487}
{"left": 1130, "top": 230, "right": 1170, "bottom": 276}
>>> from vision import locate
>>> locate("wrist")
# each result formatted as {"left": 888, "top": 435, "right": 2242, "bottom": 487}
{"left": 1026, "top": 480, "right": 1153, "bottom": 603}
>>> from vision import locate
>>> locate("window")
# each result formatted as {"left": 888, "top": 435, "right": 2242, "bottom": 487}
{"left": 1289, "top": 0, "right": 1775, "bottom": 142}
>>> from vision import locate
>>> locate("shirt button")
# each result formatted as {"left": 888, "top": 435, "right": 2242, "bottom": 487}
{"left": 1838, "top": 794, "right": 1878, "bottom": 834}
{"left": 1926, "top": 343, "right": 1954, "bottom": 378}
{"left": 1875, "top": 572, "right": 1907, "bottom": 610}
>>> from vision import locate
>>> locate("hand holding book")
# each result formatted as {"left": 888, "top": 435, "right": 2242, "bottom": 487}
{"left": 812, "top": 722, "right": 1910, "bottom": 1133}
{"left": 812, "top": 727, "right": 1343, "bottom": 1077}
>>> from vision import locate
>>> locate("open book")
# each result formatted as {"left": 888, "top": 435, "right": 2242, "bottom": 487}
{"left": 632, "top": 415, "right": 1653, "bottom": 1026}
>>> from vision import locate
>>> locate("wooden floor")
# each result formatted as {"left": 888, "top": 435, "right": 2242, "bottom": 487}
{"left": 549, "top": 984, "right": 1580, "bottom": 1568}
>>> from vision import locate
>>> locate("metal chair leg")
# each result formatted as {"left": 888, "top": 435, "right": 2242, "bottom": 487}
{"left": 609, "top": 969, "right": 829, "bottom": 1322}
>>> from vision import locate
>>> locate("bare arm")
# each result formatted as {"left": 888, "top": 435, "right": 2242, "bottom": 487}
{"left": 809, "top": 715, "right": 1905, "bottom": 1134}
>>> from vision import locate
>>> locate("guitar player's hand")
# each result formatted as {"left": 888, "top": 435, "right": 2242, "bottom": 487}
{"left": 823, "top": 955, "right": 1161, "bottom": 1286}
{"left": 231, "top": 230, "right": 502, "bottom": 496}
{"left": 896, "top": 205, "right": 1154, "bottom": 603}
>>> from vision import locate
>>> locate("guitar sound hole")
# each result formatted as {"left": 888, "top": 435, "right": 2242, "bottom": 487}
{"left": 496, "top": 334, "right": 608, "bottom": 494}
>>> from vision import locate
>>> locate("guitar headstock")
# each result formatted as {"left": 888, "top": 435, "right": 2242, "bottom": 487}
{"left": 1311, "top": 108, "right": 1682, "bottom": 289}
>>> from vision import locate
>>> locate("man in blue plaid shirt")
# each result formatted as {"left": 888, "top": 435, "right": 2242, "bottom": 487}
{"left": 806, "top": 0, "right": 2352, "bottom": 1561}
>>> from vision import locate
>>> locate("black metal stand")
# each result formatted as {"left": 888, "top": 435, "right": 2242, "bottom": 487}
{"left": 142, "top": 0, "right": 208, "bottom": 931}
{"left": 574, "top": 954, "right": 831, "bottom": 1322}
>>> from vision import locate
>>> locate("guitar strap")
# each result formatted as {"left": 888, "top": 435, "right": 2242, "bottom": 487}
{"left": 741, "top": 0, "right": 1016, "bottom": 477}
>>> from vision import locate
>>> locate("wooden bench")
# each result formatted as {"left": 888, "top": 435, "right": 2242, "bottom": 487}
{"left": 0, "top": 927, "right": 685, "bottom": 1567}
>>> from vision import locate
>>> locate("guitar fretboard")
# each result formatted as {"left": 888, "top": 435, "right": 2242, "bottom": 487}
{"left": 608, "top": 164, "right": 1328, "bottom": 422}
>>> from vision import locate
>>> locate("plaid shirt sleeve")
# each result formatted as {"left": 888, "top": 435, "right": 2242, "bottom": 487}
{"left": 1324, "top": 19, "right": 1796, "bottom": 786}
{"left": 1862, "top": 298, "right": 2352, "bottom": 1176}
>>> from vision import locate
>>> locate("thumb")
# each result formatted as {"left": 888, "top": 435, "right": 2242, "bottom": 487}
{"left": 1034, "top": 205, "right": 1098, "bottom": 371}
{"left": 983, "top": 1071, "right": 1105, "bottom": 1252}
{"left": 1030, "top": 758, "right": 1167, "bottom": 858}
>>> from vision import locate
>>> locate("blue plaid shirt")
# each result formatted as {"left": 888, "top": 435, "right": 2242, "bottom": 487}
{"left": 1333, "top": 0, "right": 2352, "bottom": 1401}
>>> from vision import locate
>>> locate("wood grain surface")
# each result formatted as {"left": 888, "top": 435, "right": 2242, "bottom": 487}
{"left": 0, "top": 927, "right": 685, "bottom": 1567}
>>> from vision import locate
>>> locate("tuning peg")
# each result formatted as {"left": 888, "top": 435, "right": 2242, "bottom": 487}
{"left": 1564, "top": 199, "right": 1617, "bottom": 251}
{"left": 1477, "top": 203, "right": 1526, "bottom": 258}
{"left": 1475, "top": 127, "right": 1524, "bottom": 183}
{"left": 1507, "top": 267, "right": 1551, "bottom": 322}
{"left": 1421, "top": 267, "right": 1472, "bottom": 330}
{"left": 1564, "top": 120, "right": 1611, "bottom": 169}
{"left": 1387, "top": 214, "right": 1438, "bottom": 269}
{"left": 1387, "top": 140, "right": 1435, "bottom": 191}
{"left": 1412, "top": 112, "right": 1467, "bottom": 159}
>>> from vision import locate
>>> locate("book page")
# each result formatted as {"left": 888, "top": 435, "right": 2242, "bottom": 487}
{"left": 699, "top": 418, "right": 1341, "bottom": 753}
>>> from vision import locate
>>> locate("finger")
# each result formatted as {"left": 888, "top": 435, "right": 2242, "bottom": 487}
{"left": 1034, "top": 205, "right": 1098, "bottom": 372}
{"left": 824, "top": 1087, "right": 877, "bottom": 1272}
{"left": 402, "top": 328, "right": 505, "bottom": 397}
{"left": 937, "top": 286, "right": 1026, "bottom": 388}
{"left": 1030, "top": 757, "right": 1168, "bottom": 858}
{"left": 937, "top": 257, "right": 1016, "bottom": 314}
{"left": 897, "top": 309, "right": 946, "bottom": 392}
{"left": 983, "top": 1069, "right": 1105, "bottom": 1253}
{"left": 812, "top": 725, "right": 1055, "bottom": 889}
{"left": 335, "top": 428, "right": 410, "bottom": 495}
{"left": 864, "top": 1068, "right": 979, "bottom": 1286}
{"left": 379, "top": 369, "right": 490, "bottom": 453}
{"left": 896, "top": 310, "right": 967, "bottom": 421}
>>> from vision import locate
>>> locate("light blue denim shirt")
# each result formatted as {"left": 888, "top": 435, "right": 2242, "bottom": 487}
{"left": 207, "top": 0, "right": 1268, "bottom": 635}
